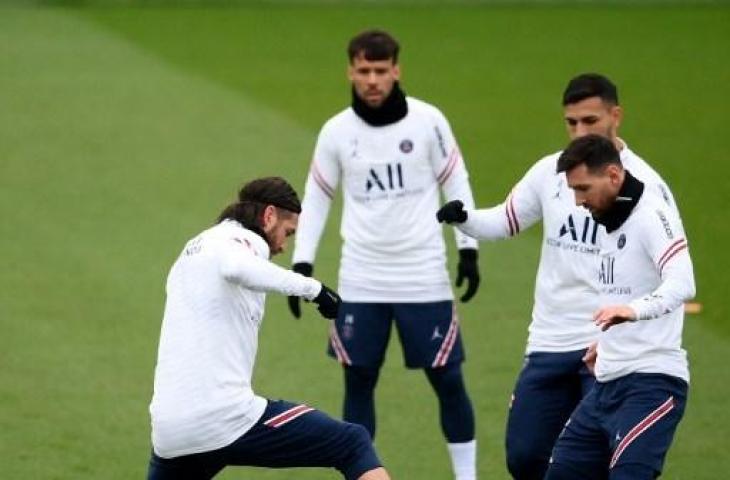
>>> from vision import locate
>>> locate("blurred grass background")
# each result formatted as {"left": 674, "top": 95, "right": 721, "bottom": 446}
{"left": 1, "top": 1, "right": 728, "bottom": 478}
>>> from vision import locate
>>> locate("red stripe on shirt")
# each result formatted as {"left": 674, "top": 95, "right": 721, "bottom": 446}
{"left": 658, "top": 240, "right": 687, "bottom": 275}
{"left": 508, "top": 194, "right": 520, "bottom": 235}
{"left": 657, "top": 239, "right": 685, "bottom": 266}
{"left": 311, "top": 163, "right": 335, "bottom": 199}
{"left": 437, "top": 149, "right": 459, "bottom": 185}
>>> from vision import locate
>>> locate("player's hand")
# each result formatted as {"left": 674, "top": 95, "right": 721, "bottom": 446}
{"left": 288, "top": 263, "right": 313, "bottom": 319}
{"left": 436, "top": 200, "right": 468, "bottom": 224}
{"left": 593, "top": 305, "right": 637, "bottom": 331}
{"left": 312, "top": 284, "right": 341, "bottom": 320}
{"left": 456, "top": 248, "right": 480, "bottom": 303}
{"left": 582, "top": 341, "right": 598, "bottom": 375}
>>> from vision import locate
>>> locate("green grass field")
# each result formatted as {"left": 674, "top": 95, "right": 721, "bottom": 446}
{"left": 1, "top": 2, "right": 729, "bottom": 478}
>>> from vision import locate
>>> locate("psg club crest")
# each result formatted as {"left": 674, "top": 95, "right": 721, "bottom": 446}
{"left": 617, "top": 234, "right": 626, "bottom": 249}
{"left": 399, "top": 139, "right": 413, "bottom": 153}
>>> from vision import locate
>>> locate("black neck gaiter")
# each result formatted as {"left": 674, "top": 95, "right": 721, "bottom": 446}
{"left": 351, "top": 82, "right": 408, "bottom": 127}
{"left": 594, "top": 169, "right": 645, "bottom": 233}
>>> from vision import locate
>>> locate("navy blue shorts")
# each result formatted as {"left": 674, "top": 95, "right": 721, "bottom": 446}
{"left": 505, "top": 349, "right": 595, "bottom": 478}
{"left": 547, "top": 373, "right": 688, "bottom": 477}
{"left": 147, "top": 399, "right": 381, "bottom": 480}
{"left": 327, "top": 301, "right": 464, "bottom": 369}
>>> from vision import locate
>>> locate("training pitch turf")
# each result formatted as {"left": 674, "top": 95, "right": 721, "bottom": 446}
{"left": 1, "top": 1, "right": 728, "bottom": 478}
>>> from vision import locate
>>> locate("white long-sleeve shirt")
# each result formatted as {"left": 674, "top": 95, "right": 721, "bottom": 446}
{"left": 149, "top": 220, "right": 322, "bottom": 458}
{"left": 457, "top": 141, "right": 679, "bottom": 352}
{"left": 293, "top": 97, "right": 478, "bottom": 302}
{"left": 596, "top": 190, "right": 694, "bottom": 383}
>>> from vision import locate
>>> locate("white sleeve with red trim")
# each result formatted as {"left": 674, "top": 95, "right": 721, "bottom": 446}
{"left": 429, "top": 108, "right": 478, "bottom": 250}
{"left": 457, "top": 158, "right": 546, "bottom": 240}
{"left": 628, "top": 208, "right": 695, "bottom": 320}
{"left": 292, "top": 124, "right": 341, "bottom": 264}
{"left": 220, "top": 236, "right": 322, "bottom": 300}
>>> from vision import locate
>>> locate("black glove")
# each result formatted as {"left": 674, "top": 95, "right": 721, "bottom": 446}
{"left": 436, "top": 200, "right": 468, "bottom": 224}
{"left": 288, "top": 263, "right": 313, "bottom": 319}
{"left": 456, "top": 248, "right": 480, "bottom": 303}
{"left": 312, "top": 284, "right": 341, "bottom": 319}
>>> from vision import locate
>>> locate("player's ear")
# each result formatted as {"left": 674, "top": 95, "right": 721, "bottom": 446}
{"left": 261, "top": 205, "right": 278, "bottom": 232}
{"left": 392, "top": 63, "right": 401, "bottom": 80}
{"left": 606, "top": 164, "right": 623, "bottom": 185}
{"left": 611, "top": 105, "right": 623, "bottom": 129}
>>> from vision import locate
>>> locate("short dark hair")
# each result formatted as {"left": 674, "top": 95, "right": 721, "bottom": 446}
{"left": 347, "top": 29, "right": 400, "bottom": 64}
{"left": 562, "top": 73, "right": 619, "bottom": 106}
{"left": 217, "top": 177, "right": 301, "bottom": 228}
{"left": 557, "top": 134, "right": 622, "bottom": 174}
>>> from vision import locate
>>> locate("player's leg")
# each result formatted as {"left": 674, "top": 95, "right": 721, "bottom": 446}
{"left": 146, "top": 449, "right": 225, "bottom": 480}
{"left": 605, "top": 374, "right": 688, "bottom": 479}
{"left": 327, "top": 302, "right": 393, "bottom": 438}
{"left": 505, "top": 350, "right": 589, "bottom": 480}
{"left": 543, "top": 383, "right": 610, "bottom": 480}
{"left": 395, "top": 301, "right": 475, "bottom": 480}
{"left": 343, "top": 365, "right": 381, "bottom": 437}
{"left": 425, "top": 363, "right": 476, "bottom": 480}
{"left": 223, "top": 399, "right": 389, "bottom": 480}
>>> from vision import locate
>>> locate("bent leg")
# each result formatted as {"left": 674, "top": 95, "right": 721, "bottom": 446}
{"left": 224, "top": 400, "right": 385, "bottom": 480}
{"left": 146, "top": 450, "right": 224, "bottom": 480}
{"left": 506, "top": 351, "right": 587, "bottom": 480}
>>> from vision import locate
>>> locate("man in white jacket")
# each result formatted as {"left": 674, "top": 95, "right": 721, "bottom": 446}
{"left": 290, "top": 30, "right": 480, "bottom": 480}
{"left": 545, "top": 134, "right": 693, "bottom": 479}
{"left": 147, "top": 177, "right": 390, "bottom": 480}
{"left": 436, "top": 74, "right": 680, "bottom": 480}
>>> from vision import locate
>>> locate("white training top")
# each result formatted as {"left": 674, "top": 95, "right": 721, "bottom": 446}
{"left": 149, "top": 220, "right": 322, "bottom": 458}
{"left": 293, "top": 97, "right": 478, "bottom": 302}
{"left": 595, "top": 189, "right": 694, "bottom": 383}
{"left": 458, "top": 141, "right": 679, "bottom": 353}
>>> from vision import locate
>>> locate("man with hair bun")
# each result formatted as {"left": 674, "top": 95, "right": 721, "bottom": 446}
{"left": 147, "top": 177, "right": 390, "bottom": 480}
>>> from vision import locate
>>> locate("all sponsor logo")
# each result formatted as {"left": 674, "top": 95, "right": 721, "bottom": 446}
{"left": 365, "top": 163, "right": 404, "bottom": 192}
{"left": 599, "top": 256, "right": 615, "bottom": 285}
{"left": 559, "top": 214, "right": 599, "bottom": 245}
{"left": 618, "top": 233, "right": 626, "bottom": 249}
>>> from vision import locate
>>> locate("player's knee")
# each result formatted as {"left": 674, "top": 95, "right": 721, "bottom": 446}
{"left": 345, "top": 366, "right": 380, "bottom": 392}
{"left": 427, "top": 363, "right": 466, "bottom": 397}
{"left": 543, "top": 462, "right": 589, "bottom": 480}
{"left": 346, "top": 422, "right": 372, "bottom": 450}
{"left": 338, "top": 423, "right": 381, "bottom": 480}
{"left": 506, "top": 443, "right": 548, "bottom": 480}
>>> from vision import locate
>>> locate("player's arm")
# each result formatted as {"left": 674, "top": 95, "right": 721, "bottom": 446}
{"left": 219, "top": 239, "right": 341, "bottom": 319}
{"left": 437, "top": 159, "right": 545, "bottom": 241}
{"left": 594, "top": 208, "right": 695, "bottom": 330}
{"left": 429, "top": 109, "right": 481, "bottom": 301}
{"left": 289, "top": 125, "right": 341, "bottom": 317}
{"left": 294, "top": 126, "right": 341, "bottom": 266}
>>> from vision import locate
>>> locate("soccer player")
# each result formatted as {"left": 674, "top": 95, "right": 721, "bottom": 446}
{"left": 288, "top": 30, "right": 480, "bottom": 480}
{"left": 147, "top": 177, "right": 390, "bottom": 480}
{"left": 544, "top": 134, "right": 694, "bottom": 479}
{"left": 436, "top": 74, "right": 680, "bottom": 480}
